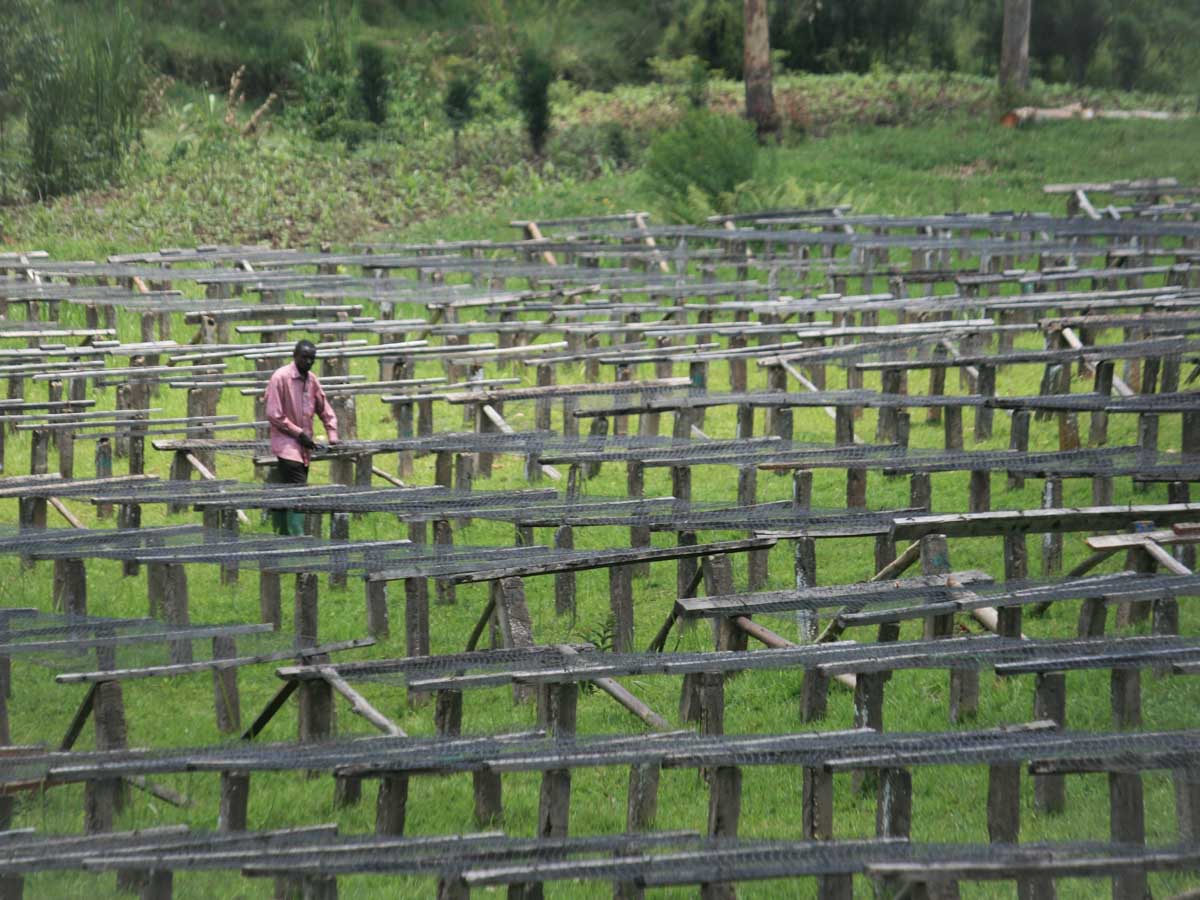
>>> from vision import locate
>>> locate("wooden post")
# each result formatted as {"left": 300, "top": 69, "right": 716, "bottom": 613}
{"left": 1008, "top": 409, "right": 1030, "bottom": 489}
{"left": 792, "top": 470, "right": 817, "bottom": 641}
{"left": 1090, "top": 360, "right": 1113, "bottom": 446}
{"left": 366, "top": 580, "right": 389, "bottom": 639}
{"left": 1111, "top": 667, "right": 1141, "bottom": 729}
{"left": 876, "top": 767, "right": 912, "bottom": 838}
{"left": 53, "top": 557, "right": 87, "bottom": 617}
{"left": 1109, "top": 770, "right": 1147, "bottom": 900}
{"left": 1033, "top": 672, "right": 1067, "bottom": 813}
{"left": 163, "top": 564, "right": 192, "bottom": 665}
{"left": 85, "top": 629, "right": 128, "bottom": 833}
{"left": 259, "top": 571, "right": 282, "bottom": 629}
{"left": 536, "top": 682, "right": 577, "bottom": 872}
{"left": 975, "top": 364, "right": 996, "bottom": 441}
{"left": 219, "top": 771, "right": 250, "bottom": 832}
{"left": 495, "top": 577, "right": 535, "bottom": 704}
{"left": 1040, "top": 478, "right": 1063, "bottom": 576}
{"left": 617, "top": 762, "right": 661, "bottom": 900}
{"left": 375, "top": 775, "right": 408, "bottom": 839}
{"left": 212, "top": 635, "right": 241, "bottom": 734}
{"left": 836, "top": 406, "right": 866, "bottom": 507}
{"left": 987, "top": 764, "right": 1021, "bottom": 843}
{"left": 433, "top": 518, "right": 456, "bottom": 606}
{"left": 672, "top": 464, "right": 697, "bottom": 603}
{"left": 943, "top": 405, "right": 964, "bottom": 451}
{"left": 922, "top": 534, "right": 978, "bottom": 722}
{"left": 627, "top": 460, "right": 650, "bottom": 578}
{"left": 329, "top": 512, "right": 351, "bottom": 590}
{"left": 554, "top": 525, "right": 575, "bottom": 616}
{"left": 740, "top": 464, "right": 768, "bottom": 591}
{"left": 610, "top": 563, "right": 635, "bottom": 654}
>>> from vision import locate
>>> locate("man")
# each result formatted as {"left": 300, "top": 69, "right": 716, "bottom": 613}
{"left": 264, "top": 340, "right": 339, "bottom": 535}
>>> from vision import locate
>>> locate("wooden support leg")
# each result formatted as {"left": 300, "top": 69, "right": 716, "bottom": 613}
{"left": 433, "top": 519, "right": 456, "bottom": 606}
{"left": 495, "top": 577, "right": 535, "bottom": 704}
{"left": 259, "top": 571, "right": 282, "bottom": 629}
{"left": 987, "top": 764, "right": 1021, "bottom": 843}
{"left": 626, "top": 460, "right": 650, "bottom": 578}
{"left": 1033, "top": 673, "right": 1067, "bottom": 814}
{"left": 219, "top": 771, "right": 250, "bottom": 832}
{"left": 1175, "top": 767, "right": 1200, "bottom": 842}
{"left": 1109, "top": 771, "right": 1147, "bottom": 900}
{"left": 1040, "top": 478, "right": 1063, "bottom": 577}
{"left": 162, "top": 564, "right": 192, "bottom": 665}
{"left": 800, "top": 667, "right": 829, "bottom": 723}
{"left": 609, "top": 563, "right": 635, "bottom": 654}
{"left": 366, "top": 580, "right": 389, "bottom": 640}
{"left": 876, "top": 767, "right": 912, "bottom": 837}
{"left": 616, "top": 762, "right": 660, "bottom": 900}
{"left": 328, "top": 512, "right": 350, "bottom": 590}
{"left": 1008, "top": 410, "right": 1030, "bottom": 489}
{"left": 852, "top": 672, "right": 886, "bottom": 793}
{"left": 375, "top": 774, "right": 409, "bottom": 835}
{"left": 1111, "top": 668, "right": 1141, "bottom": 729}
{"left": 802, "top": 765, "right": 833, "bottom": 840}
{"left": 294, "top": 572, "right": 319, "bottom": 649}
{"left": 554, "top": 526, "right": 575, "bottom": 616}
{"left": 701, "top": 765, "right": 741, "bottom": 900}
{"left": 212, "top": 635, "right": 241, "bottom": 734}
{"left": 738, "top": 465, "right": 768, "bottom": 591}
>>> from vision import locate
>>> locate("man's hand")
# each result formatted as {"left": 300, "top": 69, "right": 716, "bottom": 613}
{"left": 297, "top": 432, "right": 316, "bottom": 450}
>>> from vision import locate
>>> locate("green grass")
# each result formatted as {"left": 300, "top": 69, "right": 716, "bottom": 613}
{"left": 2, "top": 84, "right": 1200, "bottom": 897}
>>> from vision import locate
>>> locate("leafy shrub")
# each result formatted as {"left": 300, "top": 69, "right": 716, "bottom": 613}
{"left": 1111, "top": 15, "right": 1146, "bottom": 92}
{"left": 443, "top": 70, "right": 478, "bottom": 159}
{"left": 24, "top": 1, "right": 148, "bottom": 198}
{"left": 515, "top": 46, "right": 554, "bottom": 156}
{"left": 641, "top": 109, "right": 759, "bottom": 222}
{"left": 659, "top": 0, "right": 743, "bottom": 79}
{"left": 649, "top": 55, "right": 710, "bottom": 109}
{"left": 291, "top": 0, "right": 377, "bottom": 148}
{"left": 443, "top": 72, "right": 479, "bottom": 136}
{"left": 356, "top": 41, "right": 391, "bottom": 126}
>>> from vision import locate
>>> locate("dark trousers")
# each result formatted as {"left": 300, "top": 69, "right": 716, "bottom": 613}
{"left": 270, "top": 458, "right": 309, "bottom": 536}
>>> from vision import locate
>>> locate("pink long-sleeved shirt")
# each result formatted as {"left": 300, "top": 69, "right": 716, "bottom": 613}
{"left": 265, "top": 362, "right": 338, "bottom": 465}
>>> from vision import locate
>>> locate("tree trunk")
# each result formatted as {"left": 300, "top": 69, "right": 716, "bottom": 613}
{"left": 999, "top": 0, "right": 1032, "bottom": 93}
{"left": 743, "top": 0, "right": 780, "bottom": 141}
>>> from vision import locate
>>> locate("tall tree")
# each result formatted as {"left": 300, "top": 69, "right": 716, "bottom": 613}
{"left": 743, "top": 0, "right": 780, "bottom": 140}
{"left": 999, "top": 0, "right": 1032, "bottom": 92}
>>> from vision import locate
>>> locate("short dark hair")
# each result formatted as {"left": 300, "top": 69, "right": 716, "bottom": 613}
{"left": 294, "top": 339, "right": 316, "bottom": 355}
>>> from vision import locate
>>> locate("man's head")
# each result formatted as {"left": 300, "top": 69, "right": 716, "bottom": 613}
{"left": 293, "top": 340, "right": 317, "bottom": 376}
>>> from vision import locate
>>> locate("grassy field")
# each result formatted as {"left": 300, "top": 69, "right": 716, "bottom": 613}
{"left": 3, "top": 90, "right": 1200, "bottom": 898}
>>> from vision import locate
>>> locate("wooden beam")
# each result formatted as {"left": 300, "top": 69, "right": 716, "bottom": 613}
{"left": 319, "top": 667, "right": 405, "bottom": 736}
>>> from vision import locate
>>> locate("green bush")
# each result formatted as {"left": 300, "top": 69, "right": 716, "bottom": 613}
{"left": 356, "top": 41, "right": 391, "bottom": 126}
{"left": 515, "top": 46, "right": 554, "bottom": 156}
{"left": 291, "top": 0, "right": 377, "bottom": 148}
{"left": 24, "top": 1, "right": 148, "bottom": 198}
{"left": 641, "top": 109, "right": 759, "bottom": 222}
{"left": 1111, "top": 15, "right": 1147, "bottom": 92}
{"left": 443, "top": 70, "right": 479, "bottom": 158}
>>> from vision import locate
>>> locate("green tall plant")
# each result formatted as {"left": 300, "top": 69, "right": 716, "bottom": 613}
{"left": 24, "top": 1, "right": 147, "bottom": 198}
{"left": 443, "top": 71, "right": 479, "bottom": 161}
{"left": 356, "top": 41, "right": 391, "bottom": 126}
{"left": 514, "top": 46, "right": 554, "bottom": 157}
{"left": 641, "top": 109, "right": 759, "bottom": 222}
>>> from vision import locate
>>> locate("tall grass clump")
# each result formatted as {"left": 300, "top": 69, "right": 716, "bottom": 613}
{"left": 23, "top": 0, "right": 148, "bottom": 198}
{"left": 641, "top": 109, "right": 759, "bottom": 222}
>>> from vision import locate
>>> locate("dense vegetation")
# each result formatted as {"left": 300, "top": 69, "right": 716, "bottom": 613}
{"left": 3, "top": 0, "right": 1200, "bottom": 209}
